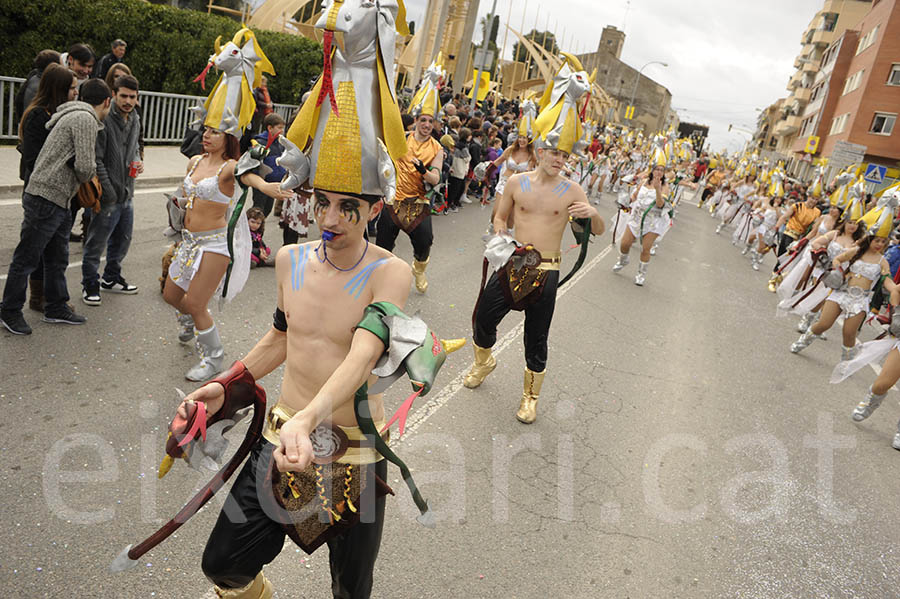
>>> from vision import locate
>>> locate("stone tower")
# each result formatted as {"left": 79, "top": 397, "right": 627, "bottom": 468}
{"left": 599, "top": 25, "right": 625, "bottom": 59}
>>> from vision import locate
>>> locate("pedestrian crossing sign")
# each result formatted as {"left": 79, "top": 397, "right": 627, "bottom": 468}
{"left": 864, "top": 163, "right": 887, "bottom": 184}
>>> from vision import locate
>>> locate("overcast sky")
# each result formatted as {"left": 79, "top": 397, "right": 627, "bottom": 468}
{"left": 403, "top": 0, "right": 826, "bottom": 153}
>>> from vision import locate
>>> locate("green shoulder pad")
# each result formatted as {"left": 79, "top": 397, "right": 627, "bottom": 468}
{"left": 356, "top": 301, "right": 406, "bottom": 347}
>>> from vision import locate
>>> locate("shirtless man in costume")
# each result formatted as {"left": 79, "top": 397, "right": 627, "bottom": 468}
{"left": 160, "top": 3, "right": 451, "bottom": 597}
{"left": 463, "top": 54, "right": 605, "bottom": 424}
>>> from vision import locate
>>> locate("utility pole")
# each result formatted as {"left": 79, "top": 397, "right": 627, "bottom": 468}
{"left": 471, "top": 0, "right": 498, "bottom": 109}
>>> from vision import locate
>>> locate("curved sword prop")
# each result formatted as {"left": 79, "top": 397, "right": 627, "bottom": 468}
{"left": 110, "top": 372, "right": 266, "bottom": 573}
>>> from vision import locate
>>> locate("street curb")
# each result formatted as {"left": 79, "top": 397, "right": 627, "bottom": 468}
{"left": 0, "top": 175, "right": 184, "bottom": 197}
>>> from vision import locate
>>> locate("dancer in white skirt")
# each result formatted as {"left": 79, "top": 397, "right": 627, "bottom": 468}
{"left": 746, "top": 195, "right": 784, "bottom": 270}
{"left": 790, "top": 233, "right": 891, "bottom": 360}
{"left": 717, "top": 174, "right": 757, "bottom": 236}
{"left": 830, "top": 296, "right": 900, "bottom": 450}
{"left": 611, "top": 163, "right": 670, "bottom": 286}
{"left": 777, "top": 218, "right": 863, "bottom": 329}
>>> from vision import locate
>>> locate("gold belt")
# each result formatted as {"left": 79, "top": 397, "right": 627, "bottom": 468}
{"left": 785, "top": 229, "right": 802, "bottom": 239}
{"left": 263, "top": 403, "right": 387, "bottom": 465}
{"left": 537, "top": 250, "right": 562, "bottom": 271}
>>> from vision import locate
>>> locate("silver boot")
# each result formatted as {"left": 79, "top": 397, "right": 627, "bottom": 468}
{"left": 715, "top": 223, "right": 723, "bottom": 235}
{"left": 186, "top": 324, "right": 225, "bottom": 382}
{"left": 612, "top": 251, "right": 630, "bottom": 273}
{"left": 740, "top": 242, "right": 750, "bottom": 255}
{"left": 176, "top": 311, "right": 195, "bottom": 344}
{"left": 852, "top": 388, "right": 886, "bottom": 422}
{"left": 790, "top": 331, "right": 816, "bottom": 353}
{"left": 634, "top": 261, "right": 649, "bottom": 286}
{"left": 841, "top": 344, "right": 860, "bottom": 362}
{"left": 797, "top": 312, "right": 814, "bottom": 333}
{"left": 650, "top": 242, "right": 659, "bottom": 256}
{"left": 892, "top": 419, "right": 900, "bottom": 451}
{"left": 750, "top": 249, "right": 761, "bottom": 270}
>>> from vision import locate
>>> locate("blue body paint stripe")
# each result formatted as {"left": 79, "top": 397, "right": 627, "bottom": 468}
{"left": 290, "top": 246, "right": 308, "bottom": 291}
{"left": 344, "top": 258, "right": 389, "bottom": 299}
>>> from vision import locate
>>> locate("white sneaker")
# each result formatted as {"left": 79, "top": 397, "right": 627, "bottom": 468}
{"left": 461, "top": 196, "right": 474, "bottom": 204}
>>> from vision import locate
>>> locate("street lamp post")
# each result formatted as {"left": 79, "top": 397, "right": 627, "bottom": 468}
{"left": 627, "top": 60, "right": 667, "bottom": 126}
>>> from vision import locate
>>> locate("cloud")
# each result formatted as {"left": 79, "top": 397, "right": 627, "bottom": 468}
{"left": 401, "top": 0, "right": 825, "bottom": 152}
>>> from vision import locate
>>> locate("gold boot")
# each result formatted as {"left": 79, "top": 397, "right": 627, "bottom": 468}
{"left": 767, "top": 273, "right": 782, "bottom": 293}
{"left": 463, "top": 344, "right": 496, "bottom": 388}
{"left": 516, "top": 368, "right": 546, "bottom": 424}
{"left": 215, "top": 572, "right": 273, "bottom": 599}
{"left": 412, "top": 258, "right": 429, "bottom": 293}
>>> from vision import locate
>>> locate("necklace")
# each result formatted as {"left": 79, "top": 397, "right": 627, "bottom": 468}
{"left": 316, "top": 239, "right": 369, "bottom": 272}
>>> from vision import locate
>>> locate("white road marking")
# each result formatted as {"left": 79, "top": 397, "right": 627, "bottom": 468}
{"left": 398, "top": 244, "right": 614, "bottom": 440}
{"left": 0, "top": 244, "right": 172, "bottom": 280}
{"left": 0, "top": 258, "right": 103, "bottom": 281}
{"left": 0, "top": 185, "right": 177, "bottom": 207}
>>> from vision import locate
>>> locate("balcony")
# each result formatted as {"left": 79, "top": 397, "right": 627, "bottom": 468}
{"left": 774, "top": 115, "right": 802, "bottom": 137}
{"left": 821, "top": 0, "right": 840, "bottom": 14}
{"left": 812, "top": 29, "right": 835, "bottom": 46}
{"left": 792, "top": 87, "right": 812, "bottom": 104}
{"left": 788, "top": 71, "right": 803, "bottom": 90}
{"left": 801, "top": 61, "right": 819, "bottom": 75}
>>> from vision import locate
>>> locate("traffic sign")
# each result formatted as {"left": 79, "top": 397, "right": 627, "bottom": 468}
{"left": 864, "top": 163, "right": 887, "bottom": 184}
{"left": 804, "top": 136, "right": 820, "bottom": 153}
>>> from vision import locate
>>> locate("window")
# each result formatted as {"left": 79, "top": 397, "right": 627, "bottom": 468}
{"left": 870, "top": 112, "right": 896, "bottom": 135}
{"left": 821, "top": 13, "right": 837, "bottom": 32}
{"left": 856, "top": 25, "right": 879, "bottom": 55}
{"left": 830, "top": 113, "right": 850, "bottom": 135}
{"left": 889, "top": 64, "right": 900, "bottom": 86}
{"left": 810, "top": 83, "right": 823, "bottom": 102}
{"left": 843, "top": 69, "right": 865, "bottom": 95}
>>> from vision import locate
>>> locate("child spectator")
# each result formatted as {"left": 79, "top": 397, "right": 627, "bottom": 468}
{"left": 247, "top": 207, "right": 272, "bottom": 267}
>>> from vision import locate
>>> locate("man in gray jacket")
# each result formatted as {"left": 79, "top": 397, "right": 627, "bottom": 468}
{"left": 0, "top": 79, "right": 111, "bottom": 336}
{"left": 82, "top": 75, "right": 141, "bottom": 306}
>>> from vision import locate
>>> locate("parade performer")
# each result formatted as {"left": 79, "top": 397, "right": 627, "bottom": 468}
{"left": 746, "top": 195, "right": 783, "bottom": 271}
{"left": 113, "top": 4, "right": 468, "bottom": 598}
{"left": 464, "top": 53, "right": 605, "bottom": 424}
{"left": 163, "top": 28, "right": 291, "bottom": 382}
{"left": 611, "top": 158, "right": 671, "bottom": 286}
{"left": 790, "top": 203, "right": 898, "bottom": 360}
{"left": 485, "top": 128, "right": 536, "bottom": 230}
{"left": 776, "top": 216, "right": 863, "bottom": 328}
{"left": 374, "top": 55, "right": 444, "bottom": 293}
{"left": 715, "top": 174, "right": 756, "bottom": 236}
{"left": 767, "top": 194, "right": 822, "bottom": 292}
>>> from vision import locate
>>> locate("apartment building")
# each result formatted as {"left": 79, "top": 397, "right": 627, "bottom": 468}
{"left": 772, "top": 0, "right": 873, "bottom": 156}
{"left": 818, "top": 0, "right": 900, "bottom": 185}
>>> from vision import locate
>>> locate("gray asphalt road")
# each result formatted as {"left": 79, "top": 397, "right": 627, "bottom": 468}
{"left": 1, "top": 188, "right": 899, "bottom": 598}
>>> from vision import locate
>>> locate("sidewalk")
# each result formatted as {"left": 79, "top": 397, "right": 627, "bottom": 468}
{"left": 0, "top": 144, "right": 188, "bottom": 198}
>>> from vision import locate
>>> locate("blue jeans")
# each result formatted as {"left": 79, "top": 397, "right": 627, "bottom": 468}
{"left": 81, "top": 199, "right": 134, "bottom": 289}
{"left": 1, "top": 192, "right": 72, "bottom": 314}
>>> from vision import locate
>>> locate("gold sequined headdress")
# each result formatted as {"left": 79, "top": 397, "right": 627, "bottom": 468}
{"left": 285, "top": 0, "right": 409, "bottom": 200}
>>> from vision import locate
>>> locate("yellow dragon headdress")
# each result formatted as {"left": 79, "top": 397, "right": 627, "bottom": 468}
{"left": 408, "top": 53, "right": 445, "bottom": 119}
{"left": 285, "top": 0, "right": 410, "bottom": 201}
{"left": 533, "top": 53, "right": 593, "bottom": 156}
{"left": 193, "top": 27, "right": 274, "bottom": 138}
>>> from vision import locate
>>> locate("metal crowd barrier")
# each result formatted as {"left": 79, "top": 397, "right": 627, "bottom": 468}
{"left": 1, "top": 75, "right": 297, "bottom": 142}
